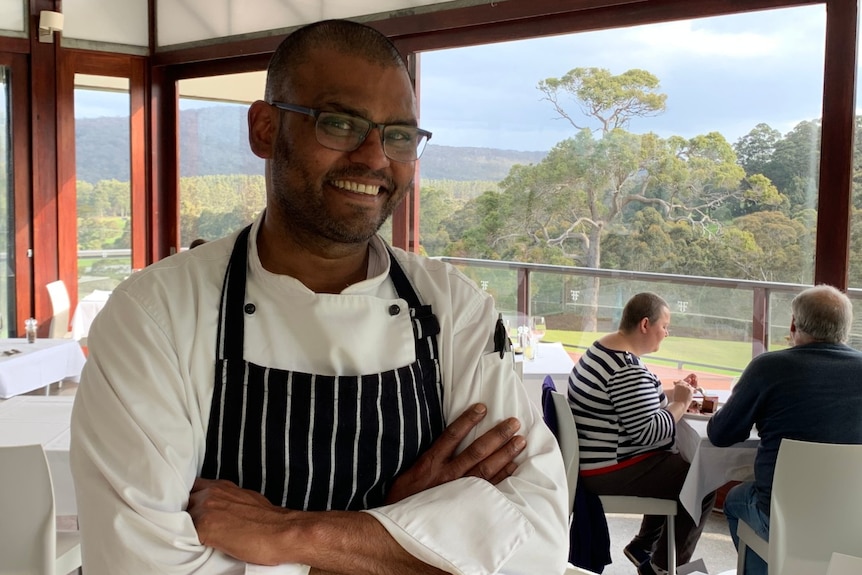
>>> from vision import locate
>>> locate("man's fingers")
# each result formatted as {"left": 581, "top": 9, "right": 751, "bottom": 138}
{"left": 487, "top": 462, "right": 519, "bottom": 485}
{"left": 466, "top": 435, "right": 525, "bottom": 482}
{"left": 448, "top": 417, "right": 521, "bottom": 476}
{"left": 428, "top": 403, "right": 488, "bottom": 458}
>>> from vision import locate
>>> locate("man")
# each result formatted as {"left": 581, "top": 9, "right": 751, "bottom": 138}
{"left": 569, "top": 292, "right": 715, "bottom": 575}
{"left": 708, "top": 284, "right": 862, "bottom": 575}
{"left": 70, "top": 19, "right": 568, "bottom": 575}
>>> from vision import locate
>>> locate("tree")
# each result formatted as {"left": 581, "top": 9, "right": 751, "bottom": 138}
{"left": 455, "top": 67, "right": 779, "bottom": 331}
{"left": 734, "top": 123, "right": 781, "bottom": 178}
{"left": 761, "top": 120, "right": 821, "bottom": 211}
{"left": 733, "top": 211, "right": 812, "bottom": 282}
{"left": 538, "top": 67, "right": 666, "bottom": 133}
{"left": 419, "top": 185, "right": 462, "bottom": 256}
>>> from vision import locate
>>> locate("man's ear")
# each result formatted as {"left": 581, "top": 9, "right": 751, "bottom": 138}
{"left": 248, "top": 100, "right": 277, "bottom": 159}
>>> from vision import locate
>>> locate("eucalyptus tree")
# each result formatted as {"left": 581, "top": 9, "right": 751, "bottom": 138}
{"left": 489, "top": 68, "right": 777, "bottom": 329}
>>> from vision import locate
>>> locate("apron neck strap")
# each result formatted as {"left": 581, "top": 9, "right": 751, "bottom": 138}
{"left": 217, "top": 225, "right": 252, "bottom": 360}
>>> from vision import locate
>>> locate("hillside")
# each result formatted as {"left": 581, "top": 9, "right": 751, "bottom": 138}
{"left": 420, "top": 145, "right": 546, "bottom": 180}
{"left": 74, "top": 106, "right": 548, "bottom": 184}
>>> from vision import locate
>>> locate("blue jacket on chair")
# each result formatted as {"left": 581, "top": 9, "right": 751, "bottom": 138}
{"left": 541, "top": 376, "right": 612, "bottom": 573}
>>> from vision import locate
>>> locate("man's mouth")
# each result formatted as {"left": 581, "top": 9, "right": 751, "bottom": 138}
{"left": 332, "top": 180, "right": 381, "bottom": 196}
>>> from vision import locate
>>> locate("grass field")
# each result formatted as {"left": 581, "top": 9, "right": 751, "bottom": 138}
{"left": 545, "top": 329, "right": 778, "bottom": 376}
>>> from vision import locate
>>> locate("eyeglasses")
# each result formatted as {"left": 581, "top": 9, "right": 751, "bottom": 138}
{"left": 270, "top": 102, "right": 432, "bottom": 162}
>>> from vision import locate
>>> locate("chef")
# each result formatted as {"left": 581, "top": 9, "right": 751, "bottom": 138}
{"left": 70, "top": 18, "right": 568, "bottom": 575}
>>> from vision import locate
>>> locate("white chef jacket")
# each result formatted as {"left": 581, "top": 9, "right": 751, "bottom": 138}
{"left": 70, "top": 214, "right": 569, "bottom": 575}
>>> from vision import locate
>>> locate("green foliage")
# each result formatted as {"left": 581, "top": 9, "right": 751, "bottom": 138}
{"left": 538, "top": 67, "right": 667, "bottom": 132}
{"left": 179, "top": 174, "right": 266, "bottom": 243}
{"left": 77, "top": 174, "right": 266, "bottom": 250}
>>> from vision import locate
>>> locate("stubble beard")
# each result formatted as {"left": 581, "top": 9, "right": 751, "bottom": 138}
{"left": 270, "top": 137, "right": 410, "bottom": 246}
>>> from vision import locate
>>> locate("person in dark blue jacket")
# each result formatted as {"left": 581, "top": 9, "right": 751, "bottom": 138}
{"left": 708, "top": 284, "right": 862, "bottom": 575}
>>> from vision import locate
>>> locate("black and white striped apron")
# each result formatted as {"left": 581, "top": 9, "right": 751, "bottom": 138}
{"left": 200, "top": 225, "right": 445, "bottom": 511}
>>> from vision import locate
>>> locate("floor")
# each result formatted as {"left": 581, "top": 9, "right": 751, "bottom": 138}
{"left": 32, "top": 381, "right": 741, "bottom": 575}
{"left": 602, "top": 511, "right": 739, "bottom": 574}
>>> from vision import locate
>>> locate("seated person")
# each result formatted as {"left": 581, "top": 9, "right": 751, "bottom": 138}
{"left": 569, "top": 292, "right": 715, "bottom": 575}
{"left": 708, "top": 284, "right": 862, "bottom": 575}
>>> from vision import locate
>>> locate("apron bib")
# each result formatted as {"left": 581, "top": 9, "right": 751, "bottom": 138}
{"left": 200, "top": 226, "right": 445, "bottom": 511}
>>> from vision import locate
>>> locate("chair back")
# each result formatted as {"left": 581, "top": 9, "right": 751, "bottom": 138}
{"left": 0, "top": 444, "right": 57, "bottom": 574}
{"left": 550, "top": 390, "right": 579, "bottom": 512}
{"left": 769, "top": 439, "right": 862, "bottom": 575}
{"left": 826, "top": 553, "right": 862, "bottom": 575}
{"left": 46, "top": 280, "right": 70, "bottom": 338}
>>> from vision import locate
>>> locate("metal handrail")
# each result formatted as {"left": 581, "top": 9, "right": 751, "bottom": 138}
{"left": 436, "top": 256, "right": 862, "bottom": 360}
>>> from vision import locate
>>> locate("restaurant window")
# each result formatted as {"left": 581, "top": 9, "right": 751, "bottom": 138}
{"left": 178, "top": 73, "right": 265, "bottom": 248}
{"left": 74, "top": 76, "right": 131, "bottom": 296}
{"left": 418, "top": 5, "right": 825, "bottom": 375}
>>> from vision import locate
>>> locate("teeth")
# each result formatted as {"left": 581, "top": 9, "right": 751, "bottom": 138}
{"left": 333, "top": 180, "right": 379, "bottom": 196}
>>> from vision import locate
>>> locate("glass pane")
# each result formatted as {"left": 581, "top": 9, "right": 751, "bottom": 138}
{"left": 420, "top": 6, "right": 825, "bottom": 375}
{"left": 178, "top": 76, "right": 265, "bottom": 248}
{"left": 74, "top": 82, "right": 131, "bottom": 295}
{"left": 0, "top": 66, "right": 13, "bottom": 337}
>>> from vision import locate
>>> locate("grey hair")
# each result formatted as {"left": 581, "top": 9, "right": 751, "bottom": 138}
{"left": 619, "top": 292, "right": 669, "bottom": 333}
{"left": 791, "top": 284, "right": 853, "bottom": 343}
{"left": 265, "top": 19, "right": 407, "bottom": 103}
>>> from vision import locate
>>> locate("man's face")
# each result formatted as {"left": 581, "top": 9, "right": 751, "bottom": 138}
{"left": 267, "top": 48, "right": 418, "bottom": 246}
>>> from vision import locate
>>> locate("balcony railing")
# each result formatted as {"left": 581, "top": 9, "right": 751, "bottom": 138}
{"left": 436, "top": 257, "right": 862, "bottom": 364}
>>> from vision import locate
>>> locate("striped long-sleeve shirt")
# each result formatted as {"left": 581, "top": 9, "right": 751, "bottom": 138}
{"left": 569, "top": 341, "right": 675, "bottom": 473}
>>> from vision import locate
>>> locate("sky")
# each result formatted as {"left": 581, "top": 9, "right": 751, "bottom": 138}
{"left": 75, "top": 5, "right": 837, "bottom": 153}
{"left": 419, "top": 5, "right": 828, "bottom": 151}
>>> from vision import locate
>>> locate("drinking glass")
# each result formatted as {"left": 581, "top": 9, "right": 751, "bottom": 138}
{"left": 530, "top": 316, "right": 546, "bottom": 356}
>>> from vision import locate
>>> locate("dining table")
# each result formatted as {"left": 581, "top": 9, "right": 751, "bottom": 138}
{"left": 71, "top": 289, "right": 111, "bottom": 341}
{"left": 676, "top": 413, "right": 759, "bottom": 524}
{"left": 0, "top": 338, "right": 87, "bottom": 398}
{"left": 0, "top": 395, "right": 76, "bottom": 515}
{"left": 516, "top": 341, "right": 576, "bottom": 406}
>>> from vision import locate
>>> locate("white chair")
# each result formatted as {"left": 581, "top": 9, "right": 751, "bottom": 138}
{"left": 0, "top": 444, "right": 81, "bottom": 575}
{"left": 550, "top": 390, "right": 678, "bottom": 574}
{"left": 826, "top": 553, "right": 862, "bottom": 575}
{"left": 46, "top": 280, "right": 72, "bottom": 339}
{"left": 736, "top": 439, "right": 862, "bottom": 575}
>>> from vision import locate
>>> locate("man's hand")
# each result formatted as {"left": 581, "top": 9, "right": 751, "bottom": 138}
{"left": 385, "top": 403, "right": 525, "bottom": 504}
{"left": 189, "top": 478, "right": 294, "bottom": 565}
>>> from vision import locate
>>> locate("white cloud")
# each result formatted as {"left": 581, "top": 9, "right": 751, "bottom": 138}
{"left": 420, "top": 5, "right": 829, "bottom": 151}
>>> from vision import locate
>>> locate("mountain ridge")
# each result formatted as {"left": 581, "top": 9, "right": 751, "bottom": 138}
{"left": 74, "top": 107, "right": 548, "bottom": 184}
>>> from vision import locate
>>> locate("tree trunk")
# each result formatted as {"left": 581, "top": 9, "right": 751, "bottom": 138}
{"left": 581, "top": 227, "right": 603, "bottom": 332}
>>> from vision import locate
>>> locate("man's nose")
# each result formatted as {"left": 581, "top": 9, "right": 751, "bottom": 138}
{"left": 348, "top": 128, "right": 390, "bottom": 169}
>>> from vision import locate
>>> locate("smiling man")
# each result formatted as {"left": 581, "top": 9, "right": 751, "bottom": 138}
{"left": 70, "top": 19, "right": 568, "bottom": 575}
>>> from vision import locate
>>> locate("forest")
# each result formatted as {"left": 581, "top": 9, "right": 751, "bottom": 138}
{"left": 74, "top": 67, "right": 862, "bottom": 290}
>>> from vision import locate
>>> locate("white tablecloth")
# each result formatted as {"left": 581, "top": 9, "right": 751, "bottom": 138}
{"left": 0, "top": 338, "right": 87, "bottom": 398}
{"left": 517, "top": 342, "right": 575, "bottom": 406}
{"left": 71, "top": 289, "right": 111, "bottom": 341}
{"left": 0, "top": 395, "right": 75, "bottom": 515}
{"left": 677, "top": 416, "right": 759, "bottom": 523}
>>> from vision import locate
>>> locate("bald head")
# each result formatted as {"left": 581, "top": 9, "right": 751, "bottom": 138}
{"left": 265, "top": 19, "right": 407, "bottom": 103}
{"left": 791, "top": 284, "right": 853, "bottom": 344}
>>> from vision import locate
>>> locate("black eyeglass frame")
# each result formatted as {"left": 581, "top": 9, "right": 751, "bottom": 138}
{"left": 270, "top": 101, "right": 432, "bottom": 161}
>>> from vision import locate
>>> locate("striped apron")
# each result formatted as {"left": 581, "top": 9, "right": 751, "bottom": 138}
{"left": 200, "top": 225, "right": 445, "bottom": 511}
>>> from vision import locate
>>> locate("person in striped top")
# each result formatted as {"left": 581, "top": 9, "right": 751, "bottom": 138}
{"left": 569, "top": 292, "right": 716, "bottom": 575}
